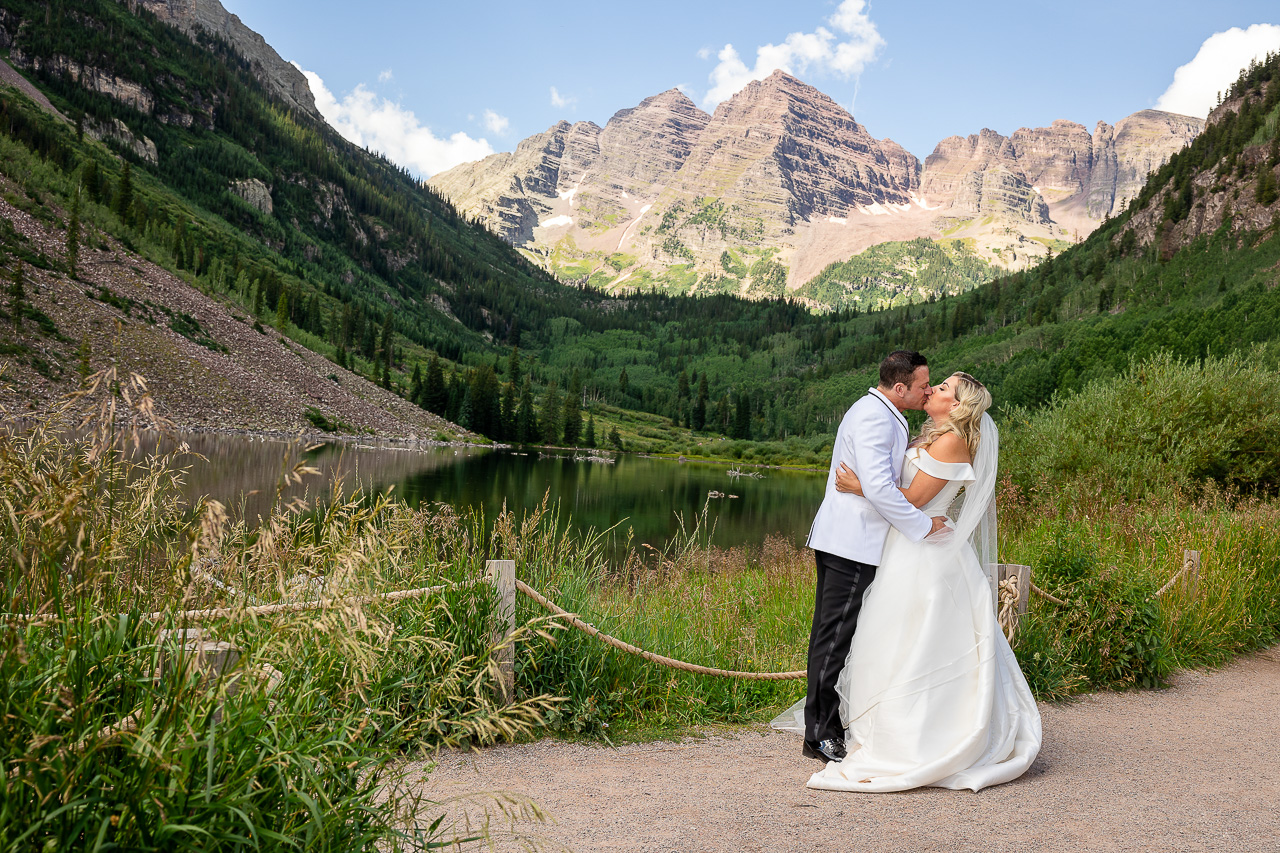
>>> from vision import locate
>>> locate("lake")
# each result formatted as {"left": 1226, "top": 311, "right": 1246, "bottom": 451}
{"left": 159, "top": 433, "right": 828, "bottom": 556}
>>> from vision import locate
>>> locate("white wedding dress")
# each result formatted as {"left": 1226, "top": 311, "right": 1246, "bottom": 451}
{"left": 777, "top": 418, "right": 1042, "bottom": 792}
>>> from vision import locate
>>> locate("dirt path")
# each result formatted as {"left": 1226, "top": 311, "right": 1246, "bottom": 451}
{"left": 414, "top": 644, "right": 1280, "bottom": 852}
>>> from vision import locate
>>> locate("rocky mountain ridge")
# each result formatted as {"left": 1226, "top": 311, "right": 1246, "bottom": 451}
{"left": 133, "top": 0, "right": 320, "bottom": 120}
{"left": 432, "top": 71, "right": 1203, "bottom": 305}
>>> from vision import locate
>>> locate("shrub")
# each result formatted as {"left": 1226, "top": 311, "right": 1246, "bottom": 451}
{"left": 1002, "top": 351, "right": 1280, "bottom": 506}
{"left": 1013, "top": 526, "right": 1173, "bottom": 698}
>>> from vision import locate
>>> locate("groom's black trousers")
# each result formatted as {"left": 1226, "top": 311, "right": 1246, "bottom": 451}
{"left": 805, "top": 549, "right": 877, "bottom": 754}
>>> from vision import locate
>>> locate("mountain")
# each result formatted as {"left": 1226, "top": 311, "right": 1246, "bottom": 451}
{"left": 134, "top": 0, "right": 319, "bottom": 121}
{"left": 432, "top": 71, "right": 1203, "bottom": 307}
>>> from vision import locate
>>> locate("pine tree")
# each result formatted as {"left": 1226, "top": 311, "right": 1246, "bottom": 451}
{"left": 446, "top": 369, "right": 464, "bottom": 422}
{"left": 113, "top": 162, "right": 133, "bottom": 227}
{"left": 733, "top": 391, "right": 751, "bottom": 439}
{"left": 562, "top": 370, "right": 583, "bottom": 446}
{"left": 468, "top": 364, "right": 501, "bottom": 437}
{"left": 539, "top": 380, "right": 562, "bottom": 445}
{"left": 500, "top": 377, "right": 516, "bottom": 440}
{"left": 410, "top": 363, "right": 423, "bottom": 405}
{"left": 507, "top": 346, "right": 522, "bottom": 388}
{"left": 424, "top": 354, "right": 447, "bottom": 415}
{"left": 692, "top": 374, "right": 708, "bottom": 431}
{"left": 276, "top": 292, "right": 289, "bottom": 329}
{"left": 618, "top": 367, "right": 629, "bottom": 396}
{"left": 516, "top": 377, "right": 536, "bottom": 444}
{"left": 1258, "top": 164, "right": 1279, "bottom": 207}
{"left": 608, "top": 425, "right": 623, "bottom": 451}
{"left": 584, "top": 412, "right": 597, "bottom": 448}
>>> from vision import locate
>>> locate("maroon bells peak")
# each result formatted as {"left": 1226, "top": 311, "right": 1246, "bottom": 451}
{"left": 430, "top": 71, "right": 1202, "bottom": 298}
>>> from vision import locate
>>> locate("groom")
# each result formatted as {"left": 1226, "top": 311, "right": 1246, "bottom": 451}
{"left": 803, "top": 350, "right": 948, "bottom": 762}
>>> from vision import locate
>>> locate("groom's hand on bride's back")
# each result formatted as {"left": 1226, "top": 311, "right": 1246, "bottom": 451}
{"left": 928, "top": 516, "right": 950, "bottom": 537}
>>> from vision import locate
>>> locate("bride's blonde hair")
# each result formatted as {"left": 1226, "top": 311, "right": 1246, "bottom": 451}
{"left": 912, "top": 372, "right": 991, "bottom": 459}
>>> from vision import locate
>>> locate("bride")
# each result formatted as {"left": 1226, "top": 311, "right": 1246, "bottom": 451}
{"left": 776, "top": 372, "right": 1041, "bottom": 792}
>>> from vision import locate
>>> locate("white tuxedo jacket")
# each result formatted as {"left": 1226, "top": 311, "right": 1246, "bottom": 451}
{"left": 806, "top": 388, "right": 933, "bottom": 565}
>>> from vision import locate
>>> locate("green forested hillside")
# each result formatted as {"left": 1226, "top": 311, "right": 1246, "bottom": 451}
{"left": 795, "top": 237, "right": 996, "bottom": 312}
{"left": 2, "top": 1, "right": 1279, "bottom": 456}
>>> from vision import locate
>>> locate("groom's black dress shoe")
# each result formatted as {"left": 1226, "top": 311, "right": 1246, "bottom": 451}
{"left": 802, "top": 738, "right": 847, "bottom": 762}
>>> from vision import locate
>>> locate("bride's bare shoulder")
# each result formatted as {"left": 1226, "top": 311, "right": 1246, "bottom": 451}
{"left": 925, "top": 432, "right": 970, "bottom": 464}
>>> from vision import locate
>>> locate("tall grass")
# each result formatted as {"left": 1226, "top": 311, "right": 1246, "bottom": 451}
{"left": 0, "top": 372, "right": 559, "bottom": 850}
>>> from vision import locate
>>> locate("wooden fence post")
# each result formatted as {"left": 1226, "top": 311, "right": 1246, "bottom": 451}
{"left": 1181, "top": 549, "right": 1201, "bottom": 598}
{"left": 995, "top": 564, "right": 1031, "bottom": 638}
{"left": 486, "top": 559, "right": 516, "bottom": 705}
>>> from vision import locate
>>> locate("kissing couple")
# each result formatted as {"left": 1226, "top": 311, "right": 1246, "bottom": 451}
{"left": 774, "top": 350, "right": 1042, "bottom": 792}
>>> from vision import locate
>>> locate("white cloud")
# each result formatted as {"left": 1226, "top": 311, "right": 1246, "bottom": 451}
{"left": 550, "top": 86, "right": 577, "bottom": 110}
{"left": 482, "top": 109, "right": 510, "bottom": 135}
{"left": 298, "top": 65, "right": 494, "bottom": 178}
{"left": 1155, "top": 24, "right": 1280, "bottom": 118}
{"left": 377, "top": 68, "right": 393, "bottom": 83}
{"left": 702, "top": 0, "right": 885, "bottom": 107}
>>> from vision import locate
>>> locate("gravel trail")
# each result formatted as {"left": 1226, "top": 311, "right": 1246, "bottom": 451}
{"left": 415, "top": 644, "right": 1280, "bottom": 852}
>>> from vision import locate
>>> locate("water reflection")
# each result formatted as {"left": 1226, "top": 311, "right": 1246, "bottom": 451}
{"left": 154, "top": 433, "right": 825, "bottom": 553}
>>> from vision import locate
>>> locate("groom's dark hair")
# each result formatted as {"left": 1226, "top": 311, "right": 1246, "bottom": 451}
{"left": 879, "top": 350, "right": 928, "bottom": 389}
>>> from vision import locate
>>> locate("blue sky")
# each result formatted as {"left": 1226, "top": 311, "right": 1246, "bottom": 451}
{"left": 220, "top": 1, "right": 1280, "bottom": 177}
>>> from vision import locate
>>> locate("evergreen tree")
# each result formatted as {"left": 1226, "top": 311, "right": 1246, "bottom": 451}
{"left": 692, "top": 374, "right": 708, "bottom": 431}
{"left": 410, "top": 362, "right": 423, "bottom": 404}
{"left": 539, "top": 380, "right": 562, "bottom": 445}
{"left": 457, "top": 382, "right": 474, "bottom": 430}
{"left": 468, "top": 364, "right": 502, "bottom": 438}
{"left": 608, "top": 425, "right": 623, "bottom": 451}
{"left": 507, "top": 346, "right": 522, "bottom": 388}
{"left": 732, "top": 391, "right": 751, "bottom": 439}
{"left": 276, "top": 292, "right": 289, "bottom": 329}
{"left": 500, "top": 376, "right": 516, "bottom": 440}
{"left": 562, "top": 370, "right": 583, "bottom": 446}
{"left": 516, "top": 377, "right": 536, "bottom": 444}
{"left": 1257, "top": 165, "right": 1278, "bottom": 207}
{"left": 446, "top": 368, "right": 464, "bottom": 423}
{"left": 618, "top": 367, "right": 629, "bottom": 396}
{"left": 584, "top": 412, "right": 597, "bottom": 448}
{"left": 424, "top": 354, "right": 447, "bottom": 415}
{"left": 66, "top": 187, "right": 80, "bottom": 279}
{"left": 113, "top": 162, "right": 133, "bottom": 227}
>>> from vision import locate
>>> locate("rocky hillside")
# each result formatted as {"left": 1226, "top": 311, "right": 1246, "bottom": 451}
{"left": 1120, "top": 82, "right": 1280, "bottom": 255}
{"left": 432, "top": 71, "right": 1202, "bottom": 306}
{"left": 0, "top": 180, "right": 469, "bottom": 440}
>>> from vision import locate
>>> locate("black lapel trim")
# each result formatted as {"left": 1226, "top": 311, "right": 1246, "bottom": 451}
{"left": 872, "top": 392, "right": 909, "bottom": 440}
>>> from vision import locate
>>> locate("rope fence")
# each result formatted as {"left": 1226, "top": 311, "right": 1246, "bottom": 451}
{"left": 4, "top": 551, "right": 1206, "bottom": 700}
{"left": 516, "top": 578, "right": 806, "bottom": 681}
